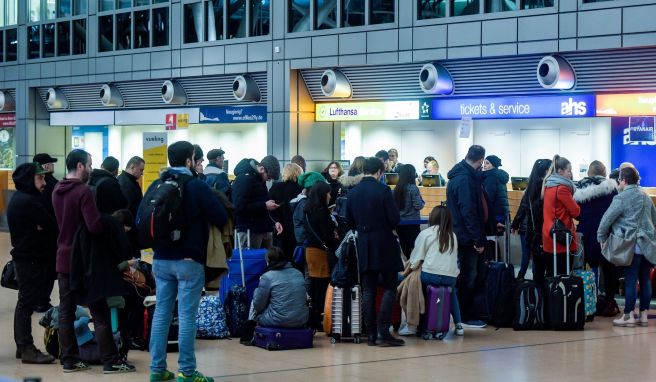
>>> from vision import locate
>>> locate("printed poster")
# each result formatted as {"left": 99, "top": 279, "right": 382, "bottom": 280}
{"left": 143, "top": 132, "right": 168, "bottom": 192}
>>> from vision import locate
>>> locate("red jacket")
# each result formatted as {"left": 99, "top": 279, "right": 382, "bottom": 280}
{"left": 542, "top": 185, "right": 580, "bottom": 255}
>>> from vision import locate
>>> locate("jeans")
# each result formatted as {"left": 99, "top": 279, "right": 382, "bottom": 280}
{"left": 58, "top": 274, "right": 117, "bottom": 367}
{"left": 13, "top": 260, "right": 48, "bottom": 350}
{"left": 396, "top": 225, "right": 421, "bottom": 259}
{"left": 420, "top": 272, "right": 462, "bottom": 324}
{"left": 457, "top": 245, "right": 486, "bottom": 322}
{"left": 238, "top": 231, "right": 273, "bottom": 250}
{"left": 361, "top": 271, "right": 398, "bottom": 337}
{"left": 150, "top": 259, "right": 205, "bottom": 375}
{"left": 623, "top": 255, "right": 653, "bottom": 314}
{"left": 519, "top": 233, "right": 531, "bottom": 277}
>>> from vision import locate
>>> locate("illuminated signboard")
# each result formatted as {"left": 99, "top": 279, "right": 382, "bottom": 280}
{"left": 431, "top": 94, "right": 596, "bottom": 120}
{"left": 315, "top": 101, "right": 423, "bottom": 121}
{"left": 596, "top": 93, "right": 656, "bottom": 116}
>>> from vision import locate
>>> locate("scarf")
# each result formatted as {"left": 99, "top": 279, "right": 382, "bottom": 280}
{"left": 545, "top": 173, "right": 575, "bottom": 194}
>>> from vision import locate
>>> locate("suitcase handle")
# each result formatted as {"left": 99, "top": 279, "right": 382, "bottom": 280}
{"left": 552, "top": 231, "right": 572, "bottom": 277}
{"left": 235, "top": 229, "right": 248, "bottom": 287}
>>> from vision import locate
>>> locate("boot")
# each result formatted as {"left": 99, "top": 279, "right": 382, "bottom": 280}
{"left": 367, "top": 334, "right": 377, "bottom": 346}
{"left": 20, "top": 346, "right": 55, "bottom": 364}
{"left": 378, "top": 333, "right": 405, "bottom": 347}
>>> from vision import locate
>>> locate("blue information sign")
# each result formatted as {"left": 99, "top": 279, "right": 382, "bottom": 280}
{"left": 610, "top": 117, "right": 656, "bottom": 186}
{"left": 431, "top": 94, "right": 596, "bottom": 120}
{"left": 200, "top": 106, "right": 267, "bottom": 123}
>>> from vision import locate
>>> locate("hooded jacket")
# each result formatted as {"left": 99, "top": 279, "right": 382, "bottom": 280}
{"left": 446, "top": 160, "right": 487, "bottom": 247}
{"left": 117, "top": 171, "right": 142, "bottom": 218}
{"left": 269, "top": 180, "right": 303, "bottom": 255}
{"left": 52, "top": 178, "right": 103, "bottom": 274}
{"left": 482, "top": 168, "right": 510, "bottom": 229}
{"left": 41, "top": 173, "right": 58, "bottom": 216}
{"left": 7, "top": 165, "right": 58, "bottom": 261}
{"left": 574, "top": 176, "right": 618, "bottom": 264}
{"left": 204, "top": 163, "right": 231, "bottom": 195}
{"left": 89, "top": 169, "right": 127, "bottom": 214}
{"left": 542, "top": 174, "right": 580, "bottom": 254}
{"left": 231, "top": 158, "right": 272, "bottom": 234}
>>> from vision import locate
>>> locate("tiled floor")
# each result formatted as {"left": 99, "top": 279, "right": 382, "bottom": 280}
{"left": 1, "top": 232, "right": 654, "bottom": 382}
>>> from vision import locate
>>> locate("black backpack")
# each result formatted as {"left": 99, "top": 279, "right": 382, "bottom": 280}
{"left": 137, "top": 173, "right": 192, "bottom": 249}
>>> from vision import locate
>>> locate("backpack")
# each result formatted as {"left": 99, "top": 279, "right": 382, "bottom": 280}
{"left": 195, "top": 295, "right": 230, "bottom": 339}
{"left": 137, "top": 173, "right": 192, "bottom": 249}
{"left": 513, "top": 280, "right": 545, "bottom": 331}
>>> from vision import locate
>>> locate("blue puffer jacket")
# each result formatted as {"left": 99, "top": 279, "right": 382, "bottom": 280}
{"left": 251, "top": 262, "right": 309, "bottom": 328}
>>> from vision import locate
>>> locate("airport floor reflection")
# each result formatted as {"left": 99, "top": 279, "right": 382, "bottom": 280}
{"left": 0, "top": 232, "right": 654, "bottom": 382}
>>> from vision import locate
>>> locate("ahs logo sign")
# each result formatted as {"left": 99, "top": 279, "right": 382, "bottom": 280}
{"left": 561, "top": 98, "right": 587, "bottom": 116}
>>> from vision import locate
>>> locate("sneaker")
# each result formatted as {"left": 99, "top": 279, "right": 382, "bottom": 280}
{"left": 63, "top": 361, "right": 90, "bottom": 373}
{"left": 151, "top": 370, "right": 176, "bottom": 382}
{"left": 454, "top": 324, "right": 464, "bottom": 336}
{"left": 613, "top": 314, "right": 636, "bottom": 327}
{"left": 638, "top": 311, "right": 649, "bottom": 326}
{"left": 462, "top": 320, "right": 487, "bottom": 328}
{"left": 398, "top": 324, "right": 416, "bottom": 336}
{"left": 177, "top": 371, "right": 214, "bottom": 382}
{"left": 103, "top": 360, "right": 136, "bottom": 374}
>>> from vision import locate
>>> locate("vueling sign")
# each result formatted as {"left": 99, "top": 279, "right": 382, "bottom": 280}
{"left": 561, "top": 98, "right": 587, "bottom": 116}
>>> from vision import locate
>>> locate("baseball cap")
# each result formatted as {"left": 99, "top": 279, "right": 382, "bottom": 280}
{"left": 33, "top": 153, "right": 58, "bottom": 165}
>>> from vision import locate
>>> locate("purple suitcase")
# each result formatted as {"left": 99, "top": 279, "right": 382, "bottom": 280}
{"left": 423, "top": 285, "right": 452, "bottom": 340}
{"left": 254, "top": 326, "right": 314, "bottom": 350}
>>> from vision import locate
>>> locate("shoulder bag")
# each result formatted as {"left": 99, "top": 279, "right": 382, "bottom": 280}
{"left": 1, "top": 260, "right": 18, "bottom": 290}
{"left": 601, "top": 199, "right": 648, "bottom": 267}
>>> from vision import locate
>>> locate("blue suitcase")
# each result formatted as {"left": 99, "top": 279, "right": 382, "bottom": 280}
{"left": 219, "top": 231, "right": 268, "bottom": 304}
{"left": 254, "top": 326, "right": 314, "bottom": 350}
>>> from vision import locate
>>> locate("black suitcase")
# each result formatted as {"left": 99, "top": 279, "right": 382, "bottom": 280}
{"left": 483, "top": 218, "right": 516, "bottom": 327}
{"left": 545, "top": 232, "right": 585, "bottom": 331}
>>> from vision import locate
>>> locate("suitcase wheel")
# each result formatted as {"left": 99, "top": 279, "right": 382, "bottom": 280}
{"left": 436, "top": 333, "right": 446, "bottom": 340}
{"left": 422, "top": 333, "right": 432, "bottom": 341}
{"left": 353, "top": 335, "right": 361, "bottom": 344}
{"left": 330, "top": 335, "right": 339, "bottom": 344}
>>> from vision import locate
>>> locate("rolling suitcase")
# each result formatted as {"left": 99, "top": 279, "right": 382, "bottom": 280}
{"left": 254, "top": 326, "right": 314, "bottom": 350}
{"left": 545, "top": 232, "right": 585, "bottom": 331}
{"left": 219, "top": 230, "right": 267, "bottom": 304}
{"left": 483, "top": 218, "right": 516, "bottom": 327}
{"left": 327, "top": 284, "right": 363, "bottom": 344}
{"left": 422, "top": 285, "right": 452, "bottom": 340}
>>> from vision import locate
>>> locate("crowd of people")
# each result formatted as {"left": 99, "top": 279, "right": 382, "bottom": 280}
{"left": 5, "top": 142, "right": 656, "bottom": 381}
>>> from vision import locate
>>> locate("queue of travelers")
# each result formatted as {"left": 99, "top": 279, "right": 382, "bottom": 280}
{"left": 5, "top": 142, "right": 655, "bottom": 382}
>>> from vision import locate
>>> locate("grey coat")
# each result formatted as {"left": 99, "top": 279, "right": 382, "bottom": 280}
{"left": 597, "top": 185, "right": 656, "bottom": 263}
{"left": 251, "top": 263, "right": 309, "bottom": 328}
{"left": 398, "top": 184, "right": 425, "bottom": 221}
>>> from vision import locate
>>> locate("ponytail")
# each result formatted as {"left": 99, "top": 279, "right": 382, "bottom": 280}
{"left": 541, "top": 154, "right": 571, "bottom": 199}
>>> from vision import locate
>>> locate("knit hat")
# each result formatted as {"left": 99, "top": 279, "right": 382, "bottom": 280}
{"left": 260, "top": 155, "right": 280, "bottom": 181}
{"left": 486, "top": 155, "right": 502, "bottom": 168}
{"left": 298, "top": 172, "right": 326, "bottom": 189}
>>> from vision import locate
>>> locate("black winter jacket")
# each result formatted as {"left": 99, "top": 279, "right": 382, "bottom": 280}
{"left": 574, "top": 176, "right": 618, "bottom": 264}
{"left": 89, "top": 169, "right": 127, "bottom": 214}
{"left": 231, "top": 159, "right": 272, "bottom": 234}
{"left": 117, "top": 171, "right": 143, "bottom": 218}
{"left": 483, "top": 168, "right": 510, "bottom": 233}
{"left": 304, "top": 206, "right": 339, "bottom": 252}
{"left": 446, "top": 160, "right": 487, "bottom": 247}
{"left": 7, "top": 166, "right": 58, "bottom": 261}
{"left": 41, "top": 173, "right": 58, "bottom": 216}
{"left": 269, "top": 180, "right": 303, "bottom": 255}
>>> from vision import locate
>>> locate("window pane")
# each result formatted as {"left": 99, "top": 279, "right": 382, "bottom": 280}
{"left": 288, "top": 0, "right": 309, "bottom": 33}
{"left": 28, "top": 25, "right": 40, "bottom": 59}
{"left": 46, "top": 0, "right": 56, "bottom": 19}
{"left": 152, "top": 7, "right": 168, "bottom": 46}
{"left": 522, "top": 0, "right": 554, "bottom": 8}
{"left": 6, "top": 0, "right": 17, "bottom": 25}
{"left": 116, "top": 12, "right": 132, "bottom": 50}
{"left": 99, "top": 0, "right": 114, "bottom": 11}
{"left": 370, "top": 0, "right": 394, "bottom": 24}
{"left": 251, "top": 0, "right": 269, "bottom": 36}
{"left": 0, "top": 31, "right": 3, "bottom": 61}
{"left": 73, "top": 18, "right": 86, "bottom": 54}
{"left": 184, "top": 3, "right": 202, "bottom": 43}
{"left": 43, "top": 23, "right": 55, "bottom": 57}
{"left": 5, "top": 28, "right": 17, "bottom": 61}
{"left": 153, "top": 0, "right": 168, "bottom": 3}
{"left": 486, "top": 0, "right": 516, "bottom": 12}
{"left": 58, "top": 0, "right": 71, "bottom": 17}
{"left": 0, "top": 1, "right": 5, "bottom": 27}
{"left": 228, "top": 0, "right": 246, "bottom": 38}
{"left": 30, "top": 0, "right": 41, "bottom": 22}
{"left": 316, "top": 0, "right": 336, "bottom": 30}
{"left": 206, "top": 0, "right": 224, "bottom": 41}
{"left": 418, "top": 0, "right": 446, "bottom": 19}
{"left": 135, "top": 10, "right": 149, "bottom": 48}
{"left": 342, "top": 0, "right": 364, "bottom": 27}
{"left": 451, "top": 0, "right": 479, "bottom": 16}
{"left": 57, "top": 21, "right": 71, "bottom": 56}
{"left": 135, "top": 0, "right": 150, "bottom": 5}
{"left": 117, "top": 0, "right": 131, "bottom": 8}
{"left": 74, "top": 0, "right": 88, "bottom": 15}
{"left": 98, "top": 14, "right": 113, "bottom": 51}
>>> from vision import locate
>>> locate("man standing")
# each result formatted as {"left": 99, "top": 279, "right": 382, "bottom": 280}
{"left": 446, "top": 145, "right": 488, "bottom": 328}
{"left": 193, "top": 144, "right": 206, "bottom": 181}
{"left": 32, "top": 153, "right": 59, "bottom": 313}
{"left": 346, "top": 157, "right": 405, "bottom": 347}
{"left": 117, "top": 156, "right": 145, "bottom": 218}
{"left": 231, "top": 155, "right": 281, "bottom": 249}
{"left": 88, "top": 156, "right": 127, "bottom": 214}
{"left": 7, "top": 163, "right": 58, "bottom": 364}
{"left": 204, "top": 148, "right": 230, "bottom": 194}
{"left": 52, "top": 149, "right": 135, "bottom": 373}
{"left": 142, "top": 141, "right": 227, "bottom": 382}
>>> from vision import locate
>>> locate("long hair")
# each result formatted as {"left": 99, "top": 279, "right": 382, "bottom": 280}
{"left": 304, "top": 182, "right": 331, "bottom": 213}
{"left": 541, "top": 154, "right": 570, "bottom": 198}
{"left": 393, "top": 164, "right": 416, "bottom": 210}
{"left": 282, "top": 163, "right": 303, "bottom": 182}
{"left": 323, "top": 161, "right": 344, "bottom": 177}
{"left": 525, "top": 159, "right": 552, "bottom": 204}
{"left": 348, "top": 156, "right": 365, "bottom": 176}
{"left": 428, "top": 206, "right": 455, "bottom": 254}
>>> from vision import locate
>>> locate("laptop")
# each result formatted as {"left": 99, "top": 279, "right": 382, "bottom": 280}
{"left": 421, "top": 175, "right": 439, "bottom": 187}
{"left": 511, "top": 177, "right": 529, "bottom": 191}
{"left": 385, "top": 172, "right": 399, "bottom": 186}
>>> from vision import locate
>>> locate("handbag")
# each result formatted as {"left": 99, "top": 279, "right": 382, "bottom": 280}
{"left": 304, "top": 213, "right": 337, "bottom": 273}
{"left": 1, "top": 260, "right": 18, "bottom": 290}
{"left": 601, "top": 199, "right": 648, "bottom": 267}
{"left": 549, "top": 188, "right": 570, "bottom": 245}
{"left": 122, "top": 265, "right": 154, "bottom": 297}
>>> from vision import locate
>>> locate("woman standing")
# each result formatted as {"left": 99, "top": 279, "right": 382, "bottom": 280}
{"left": 304, "top": 182, "right": 340, "bottom": 329}
{"left": 394, "top": 164, "right": 425, "bottom": 259}
{"left": 539, "top": 155, "right": 580, "bottom": 279}
{"left": 322, "top": 161, "right": 344, "bottom": 206}
{"left": 268, "top": 163, "right": 304, "bottom": 258}
{"left": 597, "top": 167, "right": 656, "bottom": 327}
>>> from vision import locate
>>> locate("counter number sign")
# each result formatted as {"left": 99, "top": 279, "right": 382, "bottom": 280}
{"left": 165, "top": 113, "right": 177, "bottom": 130}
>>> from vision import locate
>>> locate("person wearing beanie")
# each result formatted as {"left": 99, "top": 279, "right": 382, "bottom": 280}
{"left": 7, "top": 163, "right": 59, "bottom": 364}
{"left": 291, "top": 172, "right": 327, "bottom": 246}
{"left": 231, "top": 155, "right": 281, "bottom": 249}
{"left": 482, "top": 154, "right": 510, "bottom": 255}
